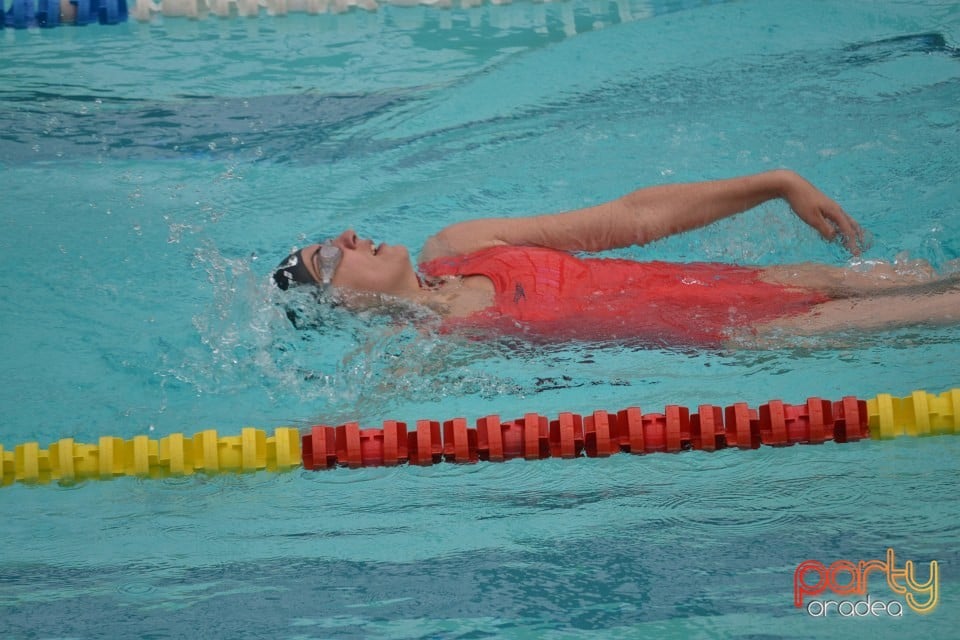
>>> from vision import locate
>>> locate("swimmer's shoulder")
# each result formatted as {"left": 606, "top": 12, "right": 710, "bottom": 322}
{"left": 421, "top": 219, "right": 516, "bottom": 263}
{"left": 421, "top": 233, "right": 455, "bottom": 263}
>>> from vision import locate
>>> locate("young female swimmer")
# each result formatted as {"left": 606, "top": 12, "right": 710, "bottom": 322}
{"left": 273, "top": 170, "right": 960, "bottom": 346}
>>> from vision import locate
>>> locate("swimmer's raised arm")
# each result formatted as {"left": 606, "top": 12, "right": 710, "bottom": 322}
{"left": 421, "top": 170, "right": 864, "bottom": 261}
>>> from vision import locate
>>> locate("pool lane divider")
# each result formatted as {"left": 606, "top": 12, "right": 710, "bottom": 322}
{"left": 3, "top": 0, "right": 128, "bottom": 28}
{"left": 2, "top": 388, "right": 958, "bottom": 486}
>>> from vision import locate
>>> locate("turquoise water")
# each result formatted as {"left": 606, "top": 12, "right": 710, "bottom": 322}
{"left": 1, "top": 0, "right": 959, "bottom": 637}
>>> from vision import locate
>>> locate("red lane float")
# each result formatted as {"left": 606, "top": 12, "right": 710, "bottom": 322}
{"left": 301, "top": 395, "right": 873, "bottom": 471}
{"left": 2, "top": 389, "right": 957, "bottom": 486}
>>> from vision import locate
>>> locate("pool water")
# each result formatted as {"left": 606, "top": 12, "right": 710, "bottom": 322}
{"left": 1, "top": 0, "right": 959, "bottom": 637}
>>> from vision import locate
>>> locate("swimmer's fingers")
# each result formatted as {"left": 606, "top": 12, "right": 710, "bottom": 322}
{"left": 818, "top": 200, "right": 865, "bottom": 255}
{"left": 781, "top": 172, "right": 866, "bottom": 255}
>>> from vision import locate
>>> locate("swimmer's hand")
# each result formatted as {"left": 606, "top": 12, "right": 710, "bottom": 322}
{"left": 780, "top": 170, "right": 865, "bottom": 255}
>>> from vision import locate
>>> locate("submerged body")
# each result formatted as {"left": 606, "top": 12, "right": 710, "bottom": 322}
{"left": 420, "top": 246, "right": 830, "bottom": 345}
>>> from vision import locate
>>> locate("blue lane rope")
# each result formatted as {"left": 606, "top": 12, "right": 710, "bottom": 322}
{"left": 6, "top": 0, "right": 36, "bottom": 28}
{"left": 37, "top": 0, "right": 62, "bottom": 25}
{"left": 4, "top": 0, "right": 128, "bottom": 28}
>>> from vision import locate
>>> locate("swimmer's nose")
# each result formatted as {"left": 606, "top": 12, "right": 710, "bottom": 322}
{"left": 336, "top": 229, "right": 376, "bottom": 253}
{"left": 337, "top": 229, "right": 359, "bottom": 249}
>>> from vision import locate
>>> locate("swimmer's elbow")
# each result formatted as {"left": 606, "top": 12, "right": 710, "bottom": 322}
{"left": 582, "top": 201, "right": 656, "bottom": 251}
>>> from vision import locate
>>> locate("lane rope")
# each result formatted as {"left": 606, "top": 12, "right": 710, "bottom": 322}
{"left": 2, "top": 0, "right": 570, "bottom": 29}
{"left": 2, "top": 388, "right": 958, "bottom": 486}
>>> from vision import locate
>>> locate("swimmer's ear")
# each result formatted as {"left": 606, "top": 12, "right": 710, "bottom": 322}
{"left": 279, "top": 288, "right": 343, "bottom": 332}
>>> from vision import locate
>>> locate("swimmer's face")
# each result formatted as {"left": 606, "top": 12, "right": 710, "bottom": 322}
{"left": 300, "top": 229, "right": 420, "bottom": 298}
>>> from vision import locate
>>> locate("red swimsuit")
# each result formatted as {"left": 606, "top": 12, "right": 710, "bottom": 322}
{"left": 419, "top": 246, "right": 830, "bottom": 345}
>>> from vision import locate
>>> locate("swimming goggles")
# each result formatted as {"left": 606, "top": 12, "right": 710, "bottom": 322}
{"left": 272, "top": 239, "right": 343, "bottom": 291}
{"left": 314, "top": 239, "right": 342, "bottom": 286}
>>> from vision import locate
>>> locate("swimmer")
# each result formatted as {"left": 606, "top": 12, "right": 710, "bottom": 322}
{"left": 273, "top": 170, "right": 960, "bottom": 345}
